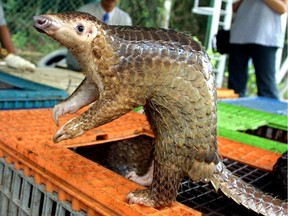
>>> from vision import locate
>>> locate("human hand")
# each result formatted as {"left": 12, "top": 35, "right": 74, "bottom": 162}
{"left": 4, "top": 53, "right": 36, "bottom": 72}
{"left": 263, "top": 0, "right": 288, "bottom": 14}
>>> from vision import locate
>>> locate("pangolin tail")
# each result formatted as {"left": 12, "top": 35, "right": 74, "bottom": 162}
{"left": 211, "top": 162, "right": 288, "bottom": 216}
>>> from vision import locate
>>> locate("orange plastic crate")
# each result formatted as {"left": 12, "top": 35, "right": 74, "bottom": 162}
{"left": 0, "top": 108, "right": 281, "bottom": 215}
{"left": 0, "top": 108, "right": 200, "bottom": 216}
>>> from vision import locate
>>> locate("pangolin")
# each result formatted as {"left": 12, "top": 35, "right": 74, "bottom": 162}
{"left": 33, "top": 12, "right": 287, "bottom": 215}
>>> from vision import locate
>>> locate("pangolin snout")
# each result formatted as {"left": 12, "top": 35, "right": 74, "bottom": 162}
{"left": 33, "top": 15, "right": 52, "bottom": 32}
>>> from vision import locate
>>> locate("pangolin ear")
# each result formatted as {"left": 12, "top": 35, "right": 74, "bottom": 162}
{"left": 86, "top": 26, "right": 97, "bottom": 38}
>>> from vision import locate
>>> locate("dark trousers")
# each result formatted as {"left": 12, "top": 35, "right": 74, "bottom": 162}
{"left": 228, "top": 44, "right": 279, "bottom": 99}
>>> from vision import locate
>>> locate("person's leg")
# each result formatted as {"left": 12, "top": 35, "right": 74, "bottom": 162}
{"left": 228, "top": 44, "right": 250, "bottom": 97}
{"left": 251, "top": 45, "right": 279, "bottom": 99}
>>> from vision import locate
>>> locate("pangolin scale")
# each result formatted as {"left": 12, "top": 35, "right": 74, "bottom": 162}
{"left": 33, "top": 12, "right": 287, "bottom": 215}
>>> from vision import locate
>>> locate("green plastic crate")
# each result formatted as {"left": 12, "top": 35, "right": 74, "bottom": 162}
{"left": 217, "top": 102, "right": 287, "bottom": 154}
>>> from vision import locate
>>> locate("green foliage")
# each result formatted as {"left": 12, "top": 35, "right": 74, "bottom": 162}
{"left": 2, "top": 0, "right": 212, "bottom": 57}
{"left": 118, "top": 0, "right": 163, "bottom": 27}
{"left": 119, "top": 0, "right": 209, "bottom": 43}
{"left": 11, "top": 32, "right": 28, "bottom": 51}
{"left": 4, "top": 0, "right": 283, "bottom": 97}
{"left": 2, "top": 0, "right": 86, "bottom": 56}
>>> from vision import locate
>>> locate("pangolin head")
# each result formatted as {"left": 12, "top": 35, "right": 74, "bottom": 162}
{"left": 33, "top": 12, "right": 103, "bottom": 51}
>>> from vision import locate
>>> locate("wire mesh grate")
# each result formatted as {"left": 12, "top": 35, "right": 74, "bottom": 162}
{"left": 74, "top": 137, "right": 286, "bottom": 216}
{"left": 177, "top": 158, "right": 282, "bottom": 216}
{"left": 0, "top": 158, "right": 86, "bottom": 216}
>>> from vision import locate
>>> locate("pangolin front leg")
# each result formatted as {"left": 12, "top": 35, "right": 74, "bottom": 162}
{"left": 53, "top": 77, "right": 99, "bottom": 126}
{"left": 53, "top": 92, "right": 134, "bottom": 143}
{"left": 126, "top": 161, "right": 154, "bottom": 186}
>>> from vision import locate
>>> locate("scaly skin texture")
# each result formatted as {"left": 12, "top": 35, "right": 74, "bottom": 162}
{"left": 33, "top": 12, "right": 287, "bottom": 215}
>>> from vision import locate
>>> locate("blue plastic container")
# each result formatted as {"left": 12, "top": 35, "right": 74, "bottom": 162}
{"left": 220, "top": 96, "right": 288, "bottom": 116}
{"left": 0, "top": 71, "right": 68, "bottom": 109}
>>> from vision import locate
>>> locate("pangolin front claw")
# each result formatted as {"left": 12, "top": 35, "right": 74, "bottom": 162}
{"left": 53, "top": 127, "right": 71, "bottom": 143}
{"left": 52, "top": 102, "right": 78, "bottom": 126}
{"left": 52, "top": 104, "right": 64, "bottom": 126}
{"left": 53, "top": 118, "right": 85, "bottom": 143}
{"left": 125, "top": 163, "right": 153, "bottom": 186}
{"left": 126, "top": 171, "right": 152, "bottom": 186}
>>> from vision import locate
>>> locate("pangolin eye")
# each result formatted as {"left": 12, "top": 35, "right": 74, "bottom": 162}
{"left": 76, "top": 24, "right": 84, "bottom": 33}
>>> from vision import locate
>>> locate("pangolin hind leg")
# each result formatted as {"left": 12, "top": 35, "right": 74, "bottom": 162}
{"left": 127, "top": 159, "right": 184, "bottom": 207}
